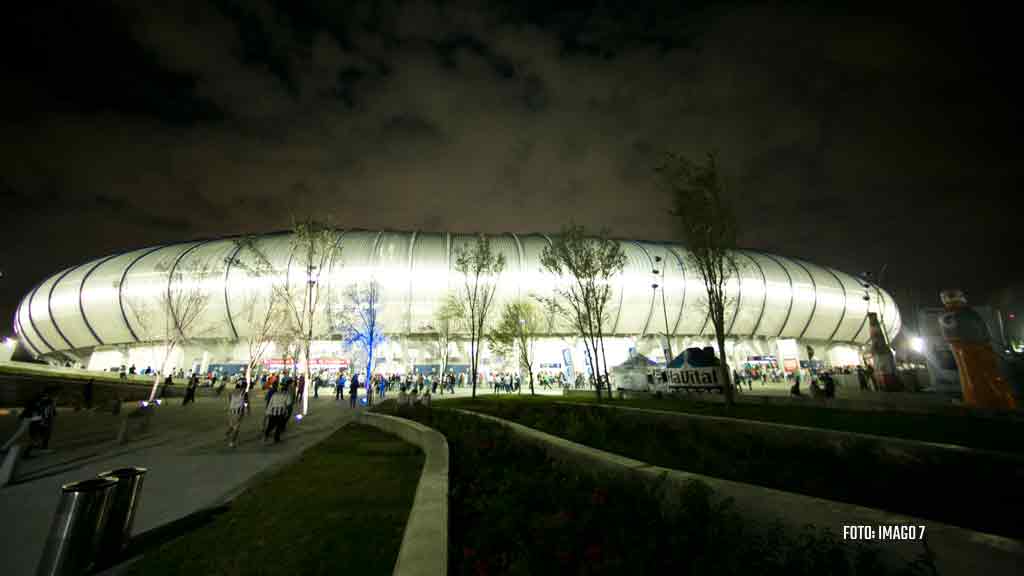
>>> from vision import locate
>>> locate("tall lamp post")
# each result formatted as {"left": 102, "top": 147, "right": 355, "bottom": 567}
{"left": 303, "top": 264, "right": 319, "bottom": 416}
{"left": 651, "top": 254, "right": 673, "bottom": 364}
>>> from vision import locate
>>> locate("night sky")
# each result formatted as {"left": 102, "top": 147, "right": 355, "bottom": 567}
{"left": 1, "top": 1, "right": 1020, "bottom": 340}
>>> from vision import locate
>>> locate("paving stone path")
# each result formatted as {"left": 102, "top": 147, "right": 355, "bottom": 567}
{"left": 0, "top": 396, "right": 359, "bottom": 576}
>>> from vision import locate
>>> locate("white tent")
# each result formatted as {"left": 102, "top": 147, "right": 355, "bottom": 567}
{"left": 610, "top": 353, "right": 660, "bottom": 391}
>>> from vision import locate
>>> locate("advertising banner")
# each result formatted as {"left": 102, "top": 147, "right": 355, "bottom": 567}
{"left": 261, "top": 358, "right": 350, "bottom": 369}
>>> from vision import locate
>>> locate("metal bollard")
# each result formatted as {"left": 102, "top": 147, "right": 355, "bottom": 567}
{"left": 95, "top": 467, "right": 148, "bottom": 567}
{"left": 36, "top": 476, "right": 119, "bottom": 576}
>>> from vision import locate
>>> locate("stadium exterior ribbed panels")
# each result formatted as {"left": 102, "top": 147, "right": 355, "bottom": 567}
{"left": 13, "top": 230, "right": 899, "bottom": 370}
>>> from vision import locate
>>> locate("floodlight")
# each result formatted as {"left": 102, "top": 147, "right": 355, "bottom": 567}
{"left": 910, "top": 337, "right": 924, "bottom": 353}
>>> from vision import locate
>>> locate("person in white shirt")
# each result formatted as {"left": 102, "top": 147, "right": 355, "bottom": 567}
{"left": 264, "top": 383, "right": 293, "bottom": 444}
{"left": 226, "top": 382, "right": 246, "bottom": 448}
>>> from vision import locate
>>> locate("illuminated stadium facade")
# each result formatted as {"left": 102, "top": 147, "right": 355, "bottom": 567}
{"left": 13, "top": 230, "right": 900, "bottom": 377}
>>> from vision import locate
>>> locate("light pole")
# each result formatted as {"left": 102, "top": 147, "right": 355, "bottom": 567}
{"left": 652, "top": 254, "right": 673, "bottom": 363}
{"left": 303, "top": 263, "right": 319, "bottom": 415}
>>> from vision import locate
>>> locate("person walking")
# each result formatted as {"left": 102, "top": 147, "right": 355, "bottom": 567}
{"left": 366, "top": 375, "right": 375, "bottom": 407}
{"left": 83, "top": 379, "right": 94, "bottom": 410}
{"left": 295, "top": 375, "right": 304, "bottom": 411}
{"left": 335, "top": 372, "right": 346, "bottom": 401}
{"left": 286, "top": 380, "right": 297, "bottom": 421}
{"left": 264, "top": 384, "right": 292, "bottom": 444}
{"left": 9, "top": 388, "right": 58, "bottom": 457}
{"left": 823, "top": 371, "right": 836, "bottom": 399}
{"left": 349, "top": 373, "right": 359, "bottom": 408}
{"left": 225, "top": 382, "right": 246, "bottom": 448}
{"left": 161, "top": 374, "right": 173, "bottom": 399}
{"left": 183, "top": 373, "right": 199, "bottom": 405}
{"left": 790, "top": 369, "right": 802, "bottom": 396}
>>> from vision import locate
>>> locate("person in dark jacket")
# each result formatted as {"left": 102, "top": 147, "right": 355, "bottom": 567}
{"left": 183, "top": 373, "right": 199, "bottom": 405}
{"left": 349, "top": 373, "right": 359, "bottom": 408}
{"left": 83, "top": 379, "right": 94, "bottom": 410}
{"left": 822, "top": 371, "right": 836, "bottom": 398}
{"left": 22, "top": 388, "right": 58, "bottom": 456}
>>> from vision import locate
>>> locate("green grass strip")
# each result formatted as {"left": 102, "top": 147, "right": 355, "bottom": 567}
{"left": 124, "top": 423, "right": 424, "bottom": 576}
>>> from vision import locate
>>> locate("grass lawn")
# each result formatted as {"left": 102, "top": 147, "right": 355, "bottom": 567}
{"left": 123, "top": 423, "right": 423, "bottom": 576}
{"left": 382, "top": 404, "right": 921, "bottom": 576}
{"left": 443, "top": 397, "right": 1023, "bottom": 538}
{"left": 442, "top": 393, "right": 1024, "bottom": 454}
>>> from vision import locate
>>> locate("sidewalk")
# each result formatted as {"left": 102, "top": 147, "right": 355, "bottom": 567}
{"left": 0, "top": 396, "right": 355, "bottom": 576}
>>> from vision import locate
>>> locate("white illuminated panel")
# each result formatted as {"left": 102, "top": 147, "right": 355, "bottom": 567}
{"left": 18, "top": 230, "right": 901, "bottom": 357}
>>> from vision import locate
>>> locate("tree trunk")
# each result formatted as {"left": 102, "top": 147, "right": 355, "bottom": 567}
{"left": 597, "top": 328, "right": 611, "bottom": 400}
{"left": 598, "top": 332, "right": 610, "bottom": 399}
{"left": 529, "top": 371, "right": 535, "bottom": 396}
{"left": 302, "top": 341, "right": 311, "bottom": 415}
{"left": 149, "top": 372, "right": 161, "bottom": 403}
{"left": 583, "top": 337, "right": 600, "bottom": 401}
{"left": 366, "top": 343, "right": 373, "bottom": 397}
{"left": 717, "top": 331, "right": 734, "bottom": 406}
{"left": 470, "top": 334, "right": 478, "bottom": 398}
{"left": 148, "top": 345, "right": 173, "bottom": 402}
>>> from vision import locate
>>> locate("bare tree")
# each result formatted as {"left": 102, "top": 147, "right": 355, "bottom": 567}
{"left": 125, "top": 253, "right": 216, "bottom": 402}
{"left": 229, "top": 237, "right": 291, "bottom": 392}
{"left": 278, "top": 220, "right": 344, "bottom": 415}
{"left": 540, "top": 225, "right": 626, "bottom": 401}
{"left": 452, "top": 235, "right": 506, "bottom": 398}
{"left": 488, "top": 298, "right": 543, "bottom": 395}
{"left": 422, "top": 295, "right": 460, "bottom": 381}
{"left": 657, "top": 151, "right": 739, "bottom": 404}
{"left": 332, "top": 280, "right": 386, "bottom": 396}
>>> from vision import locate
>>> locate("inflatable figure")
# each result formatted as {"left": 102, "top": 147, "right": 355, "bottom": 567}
{"left": 938, "top": 290, "right": 1016, "bottom": 409}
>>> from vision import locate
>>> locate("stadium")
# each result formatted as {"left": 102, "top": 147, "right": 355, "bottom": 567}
{"left": 13, "top": 230, "right": 900, "bottom": 379}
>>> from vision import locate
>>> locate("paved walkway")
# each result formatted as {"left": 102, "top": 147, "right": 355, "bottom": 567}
{"left": 0, "top": 396, "right": 359, "bottom": 576}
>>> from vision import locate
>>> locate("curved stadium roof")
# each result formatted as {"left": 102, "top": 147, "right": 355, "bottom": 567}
{"left": 14, "top": 230, "right": 900, "bottom": 357}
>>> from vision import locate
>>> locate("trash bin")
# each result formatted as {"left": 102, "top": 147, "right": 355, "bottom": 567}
{"left": 95, "top": 466, "right": 147, "bottom": 567}
{"left": 36, "top": 476, "right": 119, "bottom": 576}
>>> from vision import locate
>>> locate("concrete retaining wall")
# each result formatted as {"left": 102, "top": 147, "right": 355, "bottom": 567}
{"left": 558, "top": 401, "right": 1024, "bottom": 466}
{"left": 455, "top": 409, "right": 1024, "bottom": 576}
{"left": 356, "top": 412, "right": 448, "bottom": 576}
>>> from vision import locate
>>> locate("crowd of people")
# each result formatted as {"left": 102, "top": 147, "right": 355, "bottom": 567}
{"left": 720, "top": 363, "right": 880, "bottom": 399}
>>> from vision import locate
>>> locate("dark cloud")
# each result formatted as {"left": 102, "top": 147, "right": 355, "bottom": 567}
{"left": 0, "top": 0, "right": 1020, "bottom": 332}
